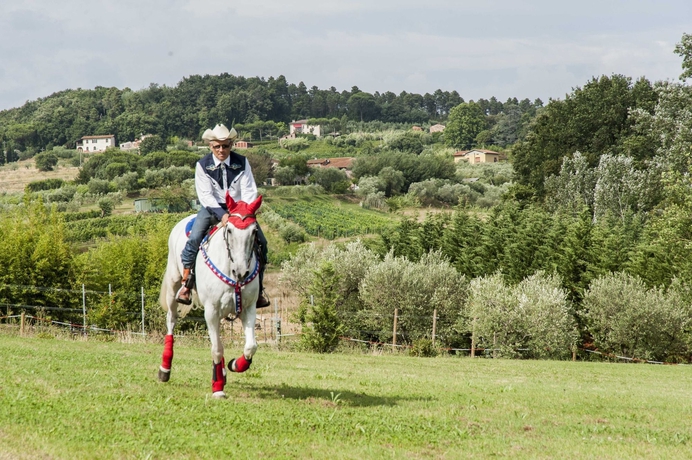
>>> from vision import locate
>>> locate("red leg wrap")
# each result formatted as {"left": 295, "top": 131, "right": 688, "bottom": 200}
{"left": 161, "top": 334, "right": 174, "bottom": 370}
{"left": 211, "top": 358, "right": 226, "bottom": 393}
{"left": 232, "top": 354, "right": 252, "bottom": 373}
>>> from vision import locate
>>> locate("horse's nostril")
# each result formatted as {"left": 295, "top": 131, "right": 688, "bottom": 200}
{"left": 242, "top": 271, "right": 250, "bottom": 280}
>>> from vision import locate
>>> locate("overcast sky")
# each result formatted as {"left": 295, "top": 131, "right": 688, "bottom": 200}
{"left": 0, "top": 0, "right": 689, "bottom": 111}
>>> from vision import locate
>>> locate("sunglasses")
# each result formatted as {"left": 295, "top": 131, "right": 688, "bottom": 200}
{"left": 211, "top": 143, "right": 232, "bottom": 150}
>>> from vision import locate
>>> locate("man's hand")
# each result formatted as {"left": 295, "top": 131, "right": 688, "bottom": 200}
{"left": 221, "top": 213, "right": 230, "bottom": 225}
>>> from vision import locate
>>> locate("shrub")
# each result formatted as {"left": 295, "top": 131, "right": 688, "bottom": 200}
{"left": 279, "top": 137, "right": 310, "bottom": 151}
{"left": 359, "top": 251, "right": 468, "bottom": 346}
{"left": 46, "top": 185, "right": 77, "bottom": 203}
{"left": 163, "top": 165, "right": 195, "bottom": 184}
{"left": 269, "top": 185, "right": 326, "bottom": 196}
{"left": 361, "top": 192, "right": 388, "bottom": 210}
{"left": 113, "top": 172, "right": 140, "bottom": 193}
{"left": 466, "top": 273, "right": 526, "bottom": 358}
{"left": 466, "top": 272, "right": 576, "bottom": 359}
{"left": 144, "top": 169, "right": 166, "bottom": 188}
{"left": 52, "top": 147, "right": 77, "bottom": 159}
{"left": 25, "top": 178, "right": 65, "bottom": 193}
{"left": 514, "top": 273, "right": 578, "bottom": 359}
{"left": 88, "top": 178, "right": 113, "bottom": 195}
{"left": 582, "top": 272, "right": 692, "bottom": 361}
{"left": 274, "top": 166, "right": 298, "bottom": 185}
{"left": 104, "top": 162, "right": 129, "bottom": 180}
{"left": 34, "top": 152, "right": 59, "bottom": 171}
{"left": 279, "top": 223, "right": 307, "bottom": 243}
{"left": 283, "top": 241, "right": 380, "bottom": 342}
{"left": 98, "top": 197, "right": 115, "bottom": 217}
{"left": 308, "top": 167, "right": 349, "bottom": 193}
{"left": 356, "top": 176, "right": 385, "bottom": 197}
{"left": 409, "top": 339, "right": 439, "bottom": 357}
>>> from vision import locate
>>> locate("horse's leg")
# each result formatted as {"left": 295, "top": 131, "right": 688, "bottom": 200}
{"left": 158, "top": 281, "right": 178, "bottom": 383}
{"left": 205, "top": 307, "right": 226, "bottom": 398}
{"left": 229, "top": 305, "right": 257, "bottom": 373}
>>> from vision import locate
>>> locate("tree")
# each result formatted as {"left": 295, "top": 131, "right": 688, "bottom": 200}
{"left": 297, "top": 262, "right": 345, "bottom": 353}
{"left": 377, "top": 167, "right": 405, "bottom": 196}
{"left": 347, "top": 92, "right": 378, "bottom": 122}
{"left": 139, "top": 135, "right": 167, "bottom": 155}
{"left": 34, "top": 152, "right": 59, "bottom": 171}
{"left": 512, "top": 75, "right": 658, "bottom": 198}
{"left": 308, "top": 167, "right": 349, "bottom": 193}
{"left": 674, "top": 32, "right": 692, "bottom": 81}
{"left": 445, "top": 102, "right": 486, "bottom": 149}
{"left": 274, "top": 166, "right": 297, "bottom": 185}
{"left": 98, "top": 197, "right": 114, "bottom": 217}
{"left": 245, "top": 149, "right": 273, "bottom": 186}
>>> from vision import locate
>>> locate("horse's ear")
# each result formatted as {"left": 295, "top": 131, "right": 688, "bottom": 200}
{"left": 225, "top": 192, "right": 237, "bottom": 211}
{"left": 247, "top": 195, "right": 262, "bottom": 214}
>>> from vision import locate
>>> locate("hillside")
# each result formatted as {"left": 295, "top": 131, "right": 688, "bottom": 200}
{"left": 0, "top": 158, "right": 79, "bottom": 193}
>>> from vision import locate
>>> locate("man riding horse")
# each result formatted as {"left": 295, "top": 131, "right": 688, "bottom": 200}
{"left": 175, "top": 123, "right": 270, "bottom": 308}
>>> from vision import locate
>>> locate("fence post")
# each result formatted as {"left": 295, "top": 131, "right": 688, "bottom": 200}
{"left": 20, "top": 311, "right": 25, "bottom": 336}
{"left": 274, "top": 297, "right": 280, "bottom": 343}
{"left": 493, "top": 332, "right": 497, "bottom": 359}
{"left": 432, "top": 308, "right": 437, "bottom": 346}
{"left": 141, "top": 286, "right": 145, "bottom": 335}
{"left": 392, "top": 308, "right": 398, "bottom": 347}
{"left": 572, "top": 345, "right": 577, "bottom": 362}
{"left": 471, "top": 317, "right": 476, "bottom": 358}
{"left": 82, "top": 284, "right": 86, "bottom": 334}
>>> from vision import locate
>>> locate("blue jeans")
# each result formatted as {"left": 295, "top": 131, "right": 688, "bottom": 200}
{"left": 181, "top": 207, "right": 218, "bottom": 269}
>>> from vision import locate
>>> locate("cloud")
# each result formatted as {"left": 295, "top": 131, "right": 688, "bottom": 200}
{"left": 0, "top": 1, "right": 689, "bottom": 110}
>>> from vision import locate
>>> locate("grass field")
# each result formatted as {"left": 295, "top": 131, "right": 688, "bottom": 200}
{"left": 1, "top": 334, "right": 692, "bottom": 459}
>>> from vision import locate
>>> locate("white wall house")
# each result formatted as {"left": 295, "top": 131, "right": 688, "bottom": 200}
{"left": 453, "top": 149, "right": 503, "bottom": 164}
{"left": 76, "top": 135, "right": 116, "bottom": 152}
{"left": 289, "top": 119, "right": 322, "bottom": 137}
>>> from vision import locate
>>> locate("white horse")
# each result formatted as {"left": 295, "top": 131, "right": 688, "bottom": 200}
{"left": 158, "top": 195, "right": 263, "bottom": 398}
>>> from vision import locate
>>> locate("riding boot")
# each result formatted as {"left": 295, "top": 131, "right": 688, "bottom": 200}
{"left": 256, "top": 264, "right": 270, "bottom": 309}
{"left": 257, "top": 292, "right": 271, "bottom": 309}
{"left": 175, "top": 268, "right": 193, "bottom": 305}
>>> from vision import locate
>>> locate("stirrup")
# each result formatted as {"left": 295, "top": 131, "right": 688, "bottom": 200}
{"left": 257, "top": 294, "right": 271, "bottom": 309}
{"left": 175, "top": 285, "right": 192, "bottom": 305}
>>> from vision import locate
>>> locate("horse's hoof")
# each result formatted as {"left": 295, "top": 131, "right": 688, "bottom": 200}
{"left": 212, "top": 391, "right": 227, "bottom": 399}
{"left": 158, "top": 367, "right": 171, "bottom": 382}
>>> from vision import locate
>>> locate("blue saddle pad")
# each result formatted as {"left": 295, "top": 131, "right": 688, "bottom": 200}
{"left": 185, "top": 218, "right": 195, "bottom": 237}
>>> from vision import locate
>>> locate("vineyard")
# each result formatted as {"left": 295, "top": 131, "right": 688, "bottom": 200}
{"left": 267, "top": 197, "right": 396, "bottom": 239}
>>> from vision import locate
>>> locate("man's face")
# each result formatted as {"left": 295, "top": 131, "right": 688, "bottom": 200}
{"left": 210, "top": 141, "right": 232, "bottom": 161}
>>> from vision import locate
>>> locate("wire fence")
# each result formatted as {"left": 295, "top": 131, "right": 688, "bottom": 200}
{"left": 1, "top": 283, "right": 685, "bottom": 365}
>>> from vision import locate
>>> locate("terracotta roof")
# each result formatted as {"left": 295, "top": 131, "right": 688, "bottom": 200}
{"left": 307, "top": 157, "right": 354, "bottom": 169}
{"left": 453, "top": 149, "right": 500, "bottom": 156}
{"left": 80, "top": 135, "right": 115, "bottom": 139}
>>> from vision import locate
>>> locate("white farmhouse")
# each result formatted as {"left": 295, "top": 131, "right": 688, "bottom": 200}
{"left": 76, "top": 135, "right": 116, "bottom": 152}
{"left": 289, "top": 119, "right": 322, "bottom": 137}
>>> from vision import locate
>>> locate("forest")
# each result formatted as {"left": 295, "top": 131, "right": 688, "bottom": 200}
{"left": 0, "top": 72, "right": 542, "bottom": 159}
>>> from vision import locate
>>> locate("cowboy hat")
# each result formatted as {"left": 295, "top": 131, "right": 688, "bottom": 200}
{"left": 202, "top": 124, "right": 238, "bottom": 143}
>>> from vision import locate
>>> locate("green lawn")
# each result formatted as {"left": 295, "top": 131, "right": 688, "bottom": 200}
{"left": 1, "top": 334, "right": 692, "bottom": 459}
